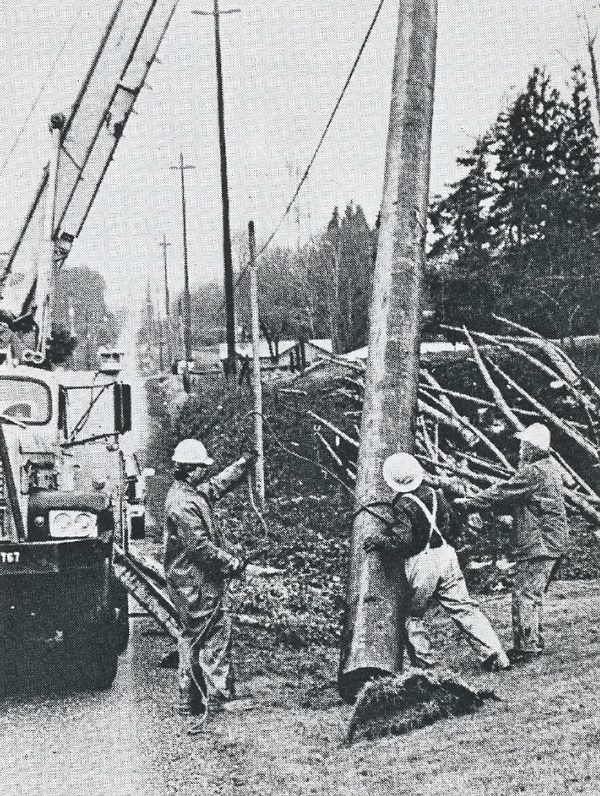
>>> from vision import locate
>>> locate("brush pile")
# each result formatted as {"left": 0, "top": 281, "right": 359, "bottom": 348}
{"left": 344, "top": 668, "right": 498, "bottom": 745}
{"left": 310, "top": 315, "right": 600, "bottom": 531}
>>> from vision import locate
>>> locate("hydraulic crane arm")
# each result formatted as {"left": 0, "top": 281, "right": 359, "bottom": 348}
{"left": 0, "top": 0, "right": 180, "bottom": 362}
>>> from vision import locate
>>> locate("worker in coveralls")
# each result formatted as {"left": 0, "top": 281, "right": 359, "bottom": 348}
{"left": 365, "top": 453, "right": 510, "bottom": 672}
{"left": 454, "top": 423, "right": 568, "bottom": 664}
{"left": 164, "top": 439, "right": 257, "bottom": 732}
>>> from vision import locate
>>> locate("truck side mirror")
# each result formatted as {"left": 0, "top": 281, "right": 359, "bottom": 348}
{"left": 114, "top": 383, "right": 132, "bottom": 434}
{"left": 58, "top": 386, "right": 68, "bottom": 436}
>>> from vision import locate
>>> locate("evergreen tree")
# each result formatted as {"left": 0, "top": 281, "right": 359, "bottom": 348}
{"left": 430, "top": 65, "right": 600, "bottom": 337}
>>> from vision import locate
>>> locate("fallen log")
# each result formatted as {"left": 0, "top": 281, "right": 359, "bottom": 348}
{"left": 462, "top": 326, "right": 522, "bottom": 430}
{"left": 445, "top": 324, "right": 600, "bottom": 426}
{"left": 491, "top": 315, "right": 580, "bottom": 382}
{"left": 308, "top": 410, "right": 359, "bottom": 448}
{"left": 421, "top": 391, "right": 512, "bottom": 470}
{"left": 420, "top": 381, "right": 537, "bottom": 416}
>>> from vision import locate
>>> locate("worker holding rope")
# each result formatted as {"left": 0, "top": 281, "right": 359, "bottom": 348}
{"left": 164, "top": 439, "right": 257, "bottom": 734}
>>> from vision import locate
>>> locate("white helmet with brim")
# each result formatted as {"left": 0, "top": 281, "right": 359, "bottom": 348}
{"left": 514, "top": 423, "right": 550, "bottom": 451}
{"left": 382, "top": 452, "right": 424, "bottom": 493}
{"left": 172, "top": 439, "right": 214, "bottom": 466}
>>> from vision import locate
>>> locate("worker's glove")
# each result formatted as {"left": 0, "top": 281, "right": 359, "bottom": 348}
{"left": 230, "top": 556, "right": 251, "bottom": 578}
{"left": 238, "top": 441, "right": 259, "bottom": 463}
{"left": 363, "top": 533, "right": 388, "bottom": 553}
{"left": 453, "top": 497, "right": 471, "bottom": 509}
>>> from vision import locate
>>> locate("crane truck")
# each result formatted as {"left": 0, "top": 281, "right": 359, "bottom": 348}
{"left": 0, "top": 0, "right": 180, "bottom": 692}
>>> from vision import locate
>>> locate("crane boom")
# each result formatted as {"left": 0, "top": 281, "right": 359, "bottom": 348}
{"left": 0, "top": 0, "right": 180, "bottom": 362}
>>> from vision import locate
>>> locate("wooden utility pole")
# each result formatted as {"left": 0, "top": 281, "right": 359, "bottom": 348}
{"left": 339, "top": 0, "right": 438, "bottom": 702}
{"left": 192, "top": 3, "right": 240, "bottom": 375}
{"left": 248, "top": 221, "right": 265, "bottom": 508}
{"left": 170, "top": 153, "right": 195, "bottom": 365}
{"left": 159, "top": 234, "right": 173, "bottom": 368}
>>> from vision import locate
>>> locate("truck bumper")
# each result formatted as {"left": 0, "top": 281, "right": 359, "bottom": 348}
{"left": 0, "top": 539, "right": 112, "bottom": 637}
{"left": 0, "top": 538, "right": 109, "bottom": 575}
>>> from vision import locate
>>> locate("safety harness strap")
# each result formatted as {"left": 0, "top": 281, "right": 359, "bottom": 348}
{"left": 403, "top": 488, "right": 447, "bottom": 547}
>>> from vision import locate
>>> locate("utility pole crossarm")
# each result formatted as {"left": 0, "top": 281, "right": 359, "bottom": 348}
{"left": 191, "top": 8, "right": 241, "bottom": 14}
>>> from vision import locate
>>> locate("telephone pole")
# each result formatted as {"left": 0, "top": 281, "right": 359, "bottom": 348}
{"left": 192, "top": 3, "right": 240, "bottom": 374}
{"left": 248, "top": 221, "right": 265, "bottom": 508}
{"left": 170, "top": 154, "right": 195, "bottom": 363}
{"left": 339, "top": 0, "right": 438, "bottom": 702}
{"left": 159, "top": 234, "right": 173, "bottom": 368}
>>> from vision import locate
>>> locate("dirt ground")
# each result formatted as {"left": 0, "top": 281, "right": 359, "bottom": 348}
{"left": 149, "top": 579, "right": 600, "bottom": 796}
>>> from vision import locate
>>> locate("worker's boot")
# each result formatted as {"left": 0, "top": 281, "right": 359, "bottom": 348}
{"left": 185, "top": 714, "right": 207, "bottom": 735}
{"left": 178, "top": 694, "right": 208, "bottom": 736}
{"left": 506, "top": 648, "right": 537, "bottom": 665}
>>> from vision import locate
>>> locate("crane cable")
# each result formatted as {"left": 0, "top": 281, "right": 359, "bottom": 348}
{"left": 218, "top": 0, "right": 387, "bottom": 312}
{"left": 0, "top": 3, "right": 86, "bottom": 182}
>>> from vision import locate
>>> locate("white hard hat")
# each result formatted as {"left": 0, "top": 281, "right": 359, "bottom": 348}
{"left": 382, "top": 452, "right": 424, "bottom": 493}
{"left": 172, "top": 439, "right": 214, "bottom": 466}
{"left": 515, "top": 423, "right": 550, "bottom": 451}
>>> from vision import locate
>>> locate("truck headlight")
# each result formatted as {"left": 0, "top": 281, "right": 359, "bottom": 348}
{"left": 49, "top": 510, "right": 97, "bottom": 538}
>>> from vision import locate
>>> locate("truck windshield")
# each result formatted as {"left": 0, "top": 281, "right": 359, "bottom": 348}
{"left": 0, "top": 378, "right": 51, "bottom": 424}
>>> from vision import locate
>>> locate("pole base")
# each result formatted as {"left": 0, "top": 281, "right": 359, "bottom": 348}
{"left": 338, "top": 666, "right": 393, "bottom": 705}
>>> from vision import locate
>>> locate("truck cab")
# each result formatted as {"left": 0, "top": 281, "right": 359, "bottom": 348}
{"left": 0, "top": 360, "right": 136, "bottom": 692}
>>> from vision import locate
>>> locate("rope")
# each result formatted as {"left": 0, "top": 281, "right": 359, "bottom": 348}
{"left": 0, "top": 3, "right": 86, "bottom": 182}
{"left": 219, "top": 0, "right": 387, "bottom": 311}
{"left": 247, "top": 469, "right": 270, "bottom": 536}
{"left": 184, "top": 598, "right": 225, "bottom": 727}
{"left": 251, "top": 410, "right": 355, "bottom": 497}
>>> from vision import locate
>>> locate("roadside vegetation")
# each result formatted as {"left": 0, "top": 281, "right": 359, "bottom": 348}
{"left": 143, "top": 369, "right": 600, "bottom": 649}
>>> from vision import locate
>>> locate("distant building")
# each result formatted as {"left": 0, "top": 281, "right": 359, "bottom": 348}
{"left": 218, "top": 339, "right": 333, "bottom": 371}
{"left": 343, "top": 340, "right": 469, "bottom": 365}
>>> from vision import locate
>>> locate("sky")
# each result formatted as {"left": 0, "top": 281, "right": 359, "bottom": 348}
{"left": 0, "top": 0, "right": 597, "bottom": 312}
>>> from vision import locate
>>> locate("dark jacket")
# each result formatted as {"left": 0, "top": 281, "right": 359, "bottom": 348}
{"left": 163, "top": 455, "right": 251, "bottom": 633}
{"left": 463, "top": 451, "right": 568, "bottom": 561}
{"left": 369, "top": 484, "right": 457, "bottom": 558}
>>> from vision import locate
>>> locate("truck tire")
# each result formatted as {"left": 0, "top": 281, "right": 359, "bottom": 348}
{"left": 0, "top": 639, "right": 7, "bottom": 698}
{"left": 90, "top": 639, "right": 119, "bottom": 690}
{"left": 110, "top": 577, "right": 130, "bottom": 655}
{"left": 64, "top": 621, "right": 119, "bottom": 691}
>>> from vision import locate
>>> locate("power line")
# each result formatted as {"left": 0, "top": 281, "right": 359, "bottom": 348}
{"left": 0, "top": 3, "right": 86, "bottom": 182}
{"left": 220, "top": 0, "right": 386, "bottom": 311}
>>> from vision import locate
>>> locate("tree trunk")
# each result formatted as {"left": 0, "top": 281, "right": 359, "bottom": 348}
{"left": 339, "top": 0, "right": 438, "bottom": 702}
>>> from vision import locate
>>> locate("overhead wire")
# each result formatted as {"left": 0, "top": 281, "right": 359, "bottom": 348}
{"left": 218, "top": 0, "right": 387, "bottom": 312}
{"left": 0, "top": 3, "right": 86, "bottom": 182}
{"left": 249, "top": 410, "right": 356, "bottom": 497}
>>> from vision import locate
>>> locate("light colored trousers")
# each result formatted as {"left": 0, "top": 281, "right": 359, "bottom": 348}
{"left": 177, "top": 610, "right": 234, "bottom": 715}
{"left": 404, "top": 543, "right": 506, "bottom": 666}
{"left": 512, "top": 557, "right": 558, "bottom": 654}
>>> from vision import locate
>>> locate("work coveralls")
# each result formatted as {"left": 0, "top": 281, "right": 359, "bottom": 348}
{"left": 462, "top": 450, "right": 568, "bottom": 655}
{"left": 163, "top": 455, "right": 252, "bottom": 715}
{"left": 396, "top": 485, "right": 507, "bottom": 668}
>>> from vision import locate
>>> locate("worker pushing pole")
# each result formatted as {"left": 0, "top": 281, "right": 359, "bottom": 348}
{"left": 339, "top": 0, "right": 438, "bottom": 701}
